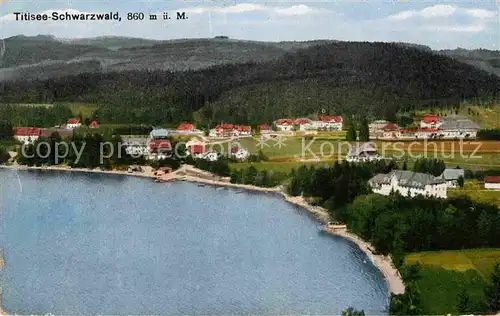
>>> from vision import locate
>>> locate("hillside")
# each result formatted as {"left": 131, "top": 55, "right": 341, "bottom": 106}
{"left": 1, "top": 41, "right": 499, "bottom": 125}
{"left": 438, "top": 48, "right": 500, "bottom": 77}
{"left": 2, "top": 35, "right": 499, "bottom": 81}
{"left": 0, "top": 35, "right": 332, "bottom": 80}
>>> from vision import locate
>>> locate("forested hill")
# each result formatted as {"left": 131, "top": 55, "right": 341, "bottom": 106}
{"left": 1, "top": 41, "right": 499, "bottom": 125}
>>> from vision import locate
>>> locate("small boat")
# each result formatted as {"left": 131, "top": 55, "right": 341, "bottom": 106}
{"left": 197, "top": 184, "right": 205, "bottom": 187}
{"left": 155, "top": 178, "right": 168, "bottom": 183}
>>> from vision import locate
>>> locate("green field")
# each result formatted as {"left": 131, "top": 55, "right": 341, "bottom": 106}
{"left": 413, "top": 104, "right": 500, "bottom": 129}
{"left": 405, "top": 249, "right": 500, "bottom": 314}
{"left": 449, "top": 180, "right": 500, "bottom": 206}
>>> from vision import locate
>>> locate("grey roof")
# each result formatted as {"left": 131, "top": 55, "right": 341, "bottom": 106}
{"left": 369, "top": 170, "right": 446, "bottom": 189}
{"left": 440, "top": 118, "right": 480, "bottom": 131}
{"left": 348, "top": 142, "right": 377, "bottom": 156}
{"left": 151, "top": 129, "right": 169, "bottom": 138}
{"left": 439, "top": 168, "right": 464, "bottom": 181}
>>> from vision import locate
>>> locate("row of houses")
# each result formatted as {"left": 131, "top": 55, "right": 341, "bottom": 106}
{"left": 273, "top": 116, "right": 343, "bottom": 132}
{"left": 14, "top": 118, "right": 99, "bottom": 143}
{"left": 370, "top": 115, "right": 480, "bottom": 140}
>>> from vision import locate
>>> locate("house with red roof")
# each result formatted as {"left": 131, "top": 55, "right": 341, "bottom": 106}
{"left": 188, "top": 144, "right": 205, "bottom": 159}
{"left": 176, "top": 122, "right": 195, "bottom": 132}
{"left": 88, "top": 120, "right": 99, "bottom": 129}
{"left": 315, "top": 116, "right": 343, "bottom": 130}
{"left": 274, "top": 119, "right": 294, "bottom": 132}
{"left": 259, "top": 124, "right": 273, "bottom": 134}
{"left": 146, "top": 139, "right": 172, "bottom": 160}
{"left": 420, "top": 115, "right": 442, "bottom": 129}
{"left": 484, "top": 176, "right": 500, "bottom": 190}
{"left": 208, "top": 123, "right": 251, "bottom": 137}
{"left": 293, "top": 118, "right": 314, "bottom": 131}
{"left": 14, "top": 127, "right": 41, "bottom": 144}
{"left": 66, "top": 118, "right": 82, "bottom": 130}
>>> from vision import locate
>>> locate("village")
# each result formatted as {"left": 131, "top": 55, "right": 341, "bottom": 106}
{"left": 9, "top": 112, "right": 500, "bottom": 202}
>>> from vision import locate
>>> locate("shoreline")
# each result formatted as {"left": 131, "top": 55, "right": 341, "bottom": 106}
{"left": 0, "top": 163, "right": 405, "bottom": 296}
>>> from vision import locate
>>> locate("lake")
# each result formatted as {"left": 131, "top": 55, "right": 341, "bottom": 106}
{"left": 0, "top": 169, "right": 388, "bottom": 314}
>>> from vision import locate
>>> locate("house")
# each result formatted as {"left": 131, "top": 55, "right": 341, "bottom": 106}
{"left": 259, "top": 124, "right": 273, "bottom": 134}
{"left": 294, "top": 118, "right": 313, "bottom": 131}
{"left": 438, "top": 168, "right": 465, "bottom": 188}
{"left": 484, "top": 176, "right": 500, "bottom": 190}
{"left": 88, "top": 120, "right": 99, "bottom": 129}
{"left": 420, "top": 115, "right": 441, "bottom": 129}
{"left": 346, "top": 142, "right": 382, "bottom": 162}
{"left": 203, "top": 150, "right": 219, "bottom": 162}
{"left": 14, "top": 127, "right": 41, "bottom": 144}
{"left": 148, "top": 128, "right": 169, "bottom": 140}
{"left": 274, "top": 119, "right": 294, "bottom": 132}
{"left": 176, "top": 122, "right": 195, "bottom": 133}
{"left": 371, "top": 123, "right": 400, "bottom": 139}
{"left": 188, "top": 144, "right": 205, "bottom": 159}
{"left": 147, "top": 139, "right": 172, "bottom": 160}
{"left": 66, "top": 118, "right": 82, "bottom": 130}
{"left": 210, "top": 123, "right": 234, "bottom": 138}
{"left": 369, "top": 170, "right": 447, "bottom": 198}
{"left": 231, "top": 146, "right": 250, "bottom": 161}
{"left": 438, "top": 118, "right": 480, "bottom": 139}
{"left": 122, "top": 137, "right": 148, "bottom": 157}
{"left": 316, "top": 116, "right": 343, "bottom": 130}
{"left": 369, "top": 120, "right": 389, "bottom": 133}
{"left": 235, "top": 125, "right": 251, "bottom": 136}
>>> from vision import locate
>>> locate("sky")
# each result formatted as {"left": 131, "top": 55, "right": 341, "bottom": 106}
{"left": 0, "top": 0, "right": 499, "bottom": 49}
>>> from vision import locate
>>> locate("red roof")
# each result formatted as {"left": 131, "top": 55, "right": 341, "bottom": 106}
{"left": 275, "top": 119, "right": 294, "bottom": 125}
{"left": 484, "top": 176, "right": 500, "bottom": 183}
{"left": 88, "top": 120, "right": 99, "bottom": 128}
{"left": 215, "top": 123, "right": 234, "bottom": 131}
{"left": 14, "top": 127, "right": 41, "bottom": 137}
{"left": 320, "top": 116, "right": 343, "bottom": 123}
{"left": 188, "top": 144, "right": 204, "bottom": 154}
{"left": 236, "top": 125, "right": 250, "bottom": 132}
{"left": 231, "top": 146, "right": 239, "bottom": 153}
{"left": 67, "top": 118, "right": 80, "bottom": 124}
{"left": 382, "top": 123, "right": 398, "bottom": 131}
{"left": 294, "top": 118, "right": 311, "bottom": 125}
{"left": 177, "top": 123, "right": 194, "bottom": 131}
{"left": 260, "top": 124, "right": 272, "bottom": 131}
{"left": 149, "top": 140, "right": 172, "bottom": 152}
{"left": 422, "top": 115, "right": 440, "bottom": 124}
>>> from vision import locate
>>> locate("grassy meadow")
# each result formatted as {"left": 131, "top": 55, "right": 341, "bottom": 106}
{"left": 449, "top": 180, "right": 500, "bottom": 205}
{"left": 405, "top": 248, "right": 500, "bottom": 314}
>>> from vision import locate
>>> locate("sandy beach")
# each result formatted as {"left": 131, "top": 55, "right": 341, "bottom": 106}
{"left": 1, "top": 163, "right": 405, "bottom": 296}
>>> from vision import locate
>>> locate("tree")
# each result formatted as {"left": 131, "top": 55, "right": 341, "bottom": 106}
{"left": 0, "top": 146, "right": 10, "bottom": 164}
{"left": 346, "top": 122, "right": 357, "bottom": 141}
{"left": 456, "top": 287, "right": 471, "bottom": 314}
{"left": 341, "top": 307, "right": 365, "bottom": 316}
{"left": 485, "top": 262, "right": 500, "bottom": 312}
{"left": 457, "top": 176, "right": 464, "bottom": 188}
{"left": 358, "top": 118, "right": 370, "bottom": 141}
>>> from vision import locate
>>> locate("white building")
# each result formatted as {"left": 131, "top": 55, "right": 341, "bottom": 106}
{"left": 14, "top": 127, "right": 41, "bottom": 144}
{"left": 438, "top": 168, "right": 464, "bottom": 188}
{"left": 438, "top": 118, "right": 480, "bottom": 139}
{"left": 274, "top": 119, "right": 295, "bottom": 132}
{"left": 484, "top": 176, "right": 500, "bottom": 190}
{"left": 203, "top": 151, "right": 219, "bottom": 162}
{"left": 315, "top": 116, "right": 343, "bottom": 130}
{"left": 369, "top": 170, "right": 447, "bottom": 199}
{"left": 420, "top": 115, "right": 442, "bottom": 129}
{"left": 233, "top": 148, "right": 250, "bottom": 161}
{"left": 66, "top": 118, "right": 82, "bottom": 130}
{"left": 369, "top": 120, "right": 389, "bottom": 133}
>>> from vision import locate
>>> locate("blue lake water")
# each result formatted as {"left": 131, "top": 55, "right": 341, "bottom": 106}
{"left": 0, "top": 169, "right": 388, "bottom": 314}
